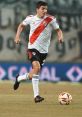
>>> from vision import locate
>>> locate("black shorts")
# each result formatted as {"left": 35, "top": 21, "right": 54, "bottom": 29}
{"left": 27, "top": 49, "right": 47, "bottom": 67}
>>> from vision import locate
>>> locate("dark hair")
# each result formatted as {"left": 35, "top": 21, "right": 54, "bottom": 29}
{"left": 36, "top": 1, "right": 48, "bottom": 9}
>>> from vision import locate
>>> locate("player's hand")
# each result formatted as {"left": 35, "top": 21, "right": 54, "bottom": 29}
{"left": 14, "top": 38, "right": 20, "bottom": 44}
{"left": 56, "top": 29, "right": 64, "bottom": 44}
{"left": 58, "top": 38, "right": 64, "bottom": 43}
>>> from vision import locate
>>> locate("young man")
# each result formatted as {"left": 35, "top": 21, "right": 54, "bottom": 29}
{"left": 13, "top": 1, "right": 63, "bottom": 103}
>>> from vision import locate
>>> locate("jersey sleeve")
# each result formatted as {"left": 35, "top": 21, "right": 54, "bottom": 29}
{"left": 50, "top": 17, "right": 59, "bottom": 30}
{"left": 22, "top": 15, "right": 33, "bottom": 26}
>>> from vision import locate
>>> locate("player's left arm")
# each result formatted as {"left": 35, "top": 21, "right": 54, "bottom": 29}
{"left": 55, "top": 28, "right": 63, "bottom": 43}
{"left": 50, "top": 16, "right": 63, "bottom": 43}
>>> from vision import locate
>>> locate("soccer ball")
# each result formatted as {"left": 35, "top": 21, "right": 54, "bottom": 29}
{"left": 58, "top": 92, "right": 72, "bottom": 105}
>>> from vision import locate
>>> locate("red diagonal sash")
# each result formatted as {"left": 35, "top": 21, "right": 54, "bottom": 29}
{"left": 29, "top": 16, "right": 53, "bottom": 44}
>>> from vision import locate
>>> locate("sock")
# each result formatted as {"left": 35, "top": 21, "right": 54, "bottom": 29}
{"left": 32, "top": 75, "right": 39, "bottom": 98}
{"left": 17, "top": 73, "right": 29, "bottom": 82}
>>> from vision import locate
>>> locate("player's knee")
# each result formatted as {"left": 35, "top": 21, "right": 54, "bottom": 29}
{"left": 32, "top": 61, "right": 41, "bottom": 73}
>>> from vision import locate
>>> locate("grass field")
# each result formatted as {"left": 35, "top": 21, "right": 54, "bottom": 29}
{"left": 0, "top": 81, "right": 82, "bottom": 117}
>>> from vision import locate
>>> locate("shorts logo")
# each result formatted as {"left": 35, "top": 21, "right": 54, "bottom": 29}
{"left": 32, "top": 52, "right": 36, "bottom": 55}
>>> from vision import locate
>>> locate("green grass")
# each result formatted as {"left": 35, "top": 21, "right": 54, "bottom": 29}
{"left": 0, "top": 81, "right": 82, "bottom": 117}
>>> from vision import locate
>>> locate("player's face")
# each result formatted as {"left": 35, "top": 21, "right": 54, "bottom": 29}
{"left": 36, "top": 6, "right": 48, "bottom": 18}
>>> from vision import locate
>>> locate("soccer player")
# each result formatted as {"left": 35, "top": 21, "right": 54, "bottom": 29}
{"left": 13, "top": 1, "right": 63, "bottom": 103}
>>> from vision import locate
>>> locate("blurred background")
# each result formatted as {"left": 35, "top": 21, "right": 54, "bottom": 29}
{"left": 0, "top": 0, "right": 82, "bottom": 82}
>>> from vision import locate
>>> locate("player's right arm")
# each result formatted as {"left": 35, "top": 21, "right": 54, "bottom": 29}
{"left": 14, "top": 23, "right": 25, "bottom": 44}
{"left": 14, "top": 15, "right": 32, "bottom": 44}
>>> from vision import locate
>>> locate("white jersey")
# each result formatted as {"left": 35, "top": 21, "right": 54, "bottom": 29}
{"left": 22, "top": 15, "right": 59, "bottom": 53}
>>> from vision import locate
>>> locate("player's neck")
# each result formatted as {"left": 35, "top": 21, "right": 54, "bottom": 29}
{"left": 36, "top": 14, "right": 45, "bottom": 19}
